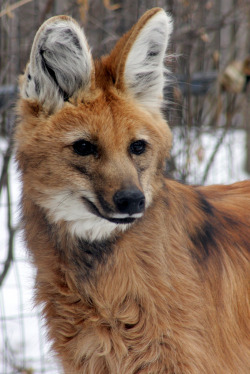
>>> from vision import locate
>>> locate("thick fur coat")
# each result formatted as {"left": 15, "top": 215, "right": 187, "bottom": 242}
{"left": 15, "top": 8, "right": 250, "bottom": 374}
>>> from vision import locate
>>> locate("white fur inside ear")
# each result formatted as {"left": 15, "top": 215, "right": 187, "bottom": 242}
{"left": 124, "top": 11, "right": 173, "bottom": 111}
{"left": 21, "top": 17, "right": 92, "bottom": 112}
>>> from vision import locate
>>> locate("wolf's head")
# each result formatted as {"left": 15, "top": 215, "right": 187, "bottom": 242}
{"left": 16, "top": 8, "right": 173, "bottom": 241}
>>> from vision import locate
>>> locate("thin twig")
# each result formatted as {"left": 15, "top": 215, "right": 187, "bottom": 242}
{"left": 103, "top": 0, "right": 121, "bottom": 11}
{"left": 0, "top": 173, "right": 15, "bottom": 287}
{"left": 201, "top": 93, "right": 237, "bottom": 184}
{"left": 0, "top": 0, "right": 33, "bottom": 18}
{"left": 0, "top": 140, "right": 12, "bottom": 198}
{"left": 201, "top": 126, "right": 229, "bottom": 184}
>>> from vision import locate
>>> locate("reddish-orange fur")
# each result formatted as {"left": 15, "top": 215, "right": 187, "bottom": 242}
{"left": 15, "top": 8, "right": 250, "bottom": 374}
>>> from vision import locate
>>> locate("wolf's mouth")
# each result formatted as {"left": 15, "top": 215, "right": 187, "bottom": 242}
{"left": 82, "top": 197, "right": 136, "bottom": 224}
{"left": 105, "top": 216, "right": 136, "bottom": 224}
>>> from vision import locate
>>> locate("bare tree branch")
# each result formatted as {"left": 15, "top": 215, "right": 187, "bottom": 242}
{"left": 201, "top": 126, "right": 229, "bottom": 185}
{"left": 0, "top": 141, "right": 12, "bottom": 198}
{"left": 0, "top": 0, "right": 33, "bottom": 18}
{"left": 0, "top": 172, "right": 15, "bottom": 287}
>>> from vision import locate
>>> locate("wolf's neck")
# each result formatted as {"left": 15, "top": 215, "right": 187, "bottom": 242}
{"left": 22, "top": 182, "right": 193, "bottom": 298}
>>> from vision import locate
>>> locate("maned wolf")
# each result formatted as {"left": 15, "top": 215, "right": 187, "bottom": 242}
{"left": 15, "top": 7, "right": 249, "bottom": 374}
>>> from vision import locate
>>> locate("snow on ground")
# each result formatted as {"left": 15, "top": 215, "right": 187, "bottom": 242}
{"left": 171, "top": 128, "right": 249, "bottom": 185}
{"left": 0, "top": 130, "right": 249, "bottom": 373}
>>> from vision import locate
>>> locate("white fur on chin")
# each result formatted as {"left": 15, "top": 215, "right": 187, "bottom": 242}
{"left": 40, "top": 191, "right": 132, "bottom": 242}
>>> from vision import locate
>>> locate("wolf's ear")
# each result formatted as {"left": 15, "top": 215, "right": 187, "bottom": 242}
{"left": 20, "top": 16, "right": 93, "bottom": 112}
{"left": 114, "top": 8, "right": 172, "bottom": 112}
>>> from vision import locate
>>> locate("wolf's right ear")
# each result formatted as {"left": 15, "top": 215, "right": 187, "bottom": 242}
{"left": 20, "top": 16, "right": 93, "bottom": 112}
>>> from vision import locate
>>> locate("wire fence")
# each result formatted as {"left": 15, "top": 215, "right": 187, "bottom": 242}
{"left": 0, "top": 0, "right": 249, "bottom": 373}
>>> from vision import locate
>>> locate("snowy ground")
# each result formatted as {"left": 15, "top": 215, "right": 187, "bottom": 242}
{"left": 171, "top": 128, "right": 249, "bottom": 185}
{"left": 0, "top": 130, "right": 249, "bottom": 374}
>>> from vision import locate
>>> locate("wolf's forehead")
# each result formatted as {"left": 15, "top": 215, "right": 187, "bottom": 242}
{"left": 54, "top": 95, "right": 152, "bottom": 138}
{"left": 60, "top": 116, "right": 149, "bottom": 145}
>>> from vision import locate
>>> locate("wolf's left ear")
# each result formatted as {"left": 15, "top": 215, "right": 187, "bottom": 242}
{"left": 115, "top": 8, "right": 172, "bottom": 112}
{"left": 20, "top": 16, "right": 93, "bottom": 112}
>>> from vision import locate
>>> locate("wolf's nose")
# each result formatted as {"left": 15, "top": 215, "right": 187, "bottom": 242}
{"left": 113, "top": 188, "right": 145, "bottom": 215}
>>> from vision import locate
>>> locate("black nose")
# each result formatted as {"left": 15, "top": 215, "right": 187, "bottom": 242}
{"left": 113, "top": 188, "right": 145, "bottom": 216}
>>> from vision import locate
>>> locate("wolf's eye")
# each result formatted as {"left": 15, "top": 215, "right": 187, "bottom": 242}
{"left": 73, "top": 140, "right": 97, "bottom": 156}
{"left": 130, "top": 140, "right": 147, "bottom": 155}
